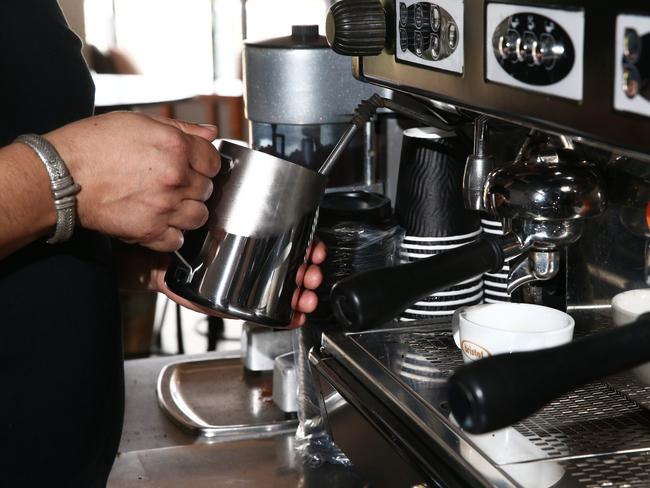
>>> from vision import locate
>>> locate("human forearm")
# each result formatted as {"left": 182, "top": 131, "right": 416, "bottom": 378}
{"left": 0, "top": 142, "right": 57, "bottom": 258}
{"left": 0, "top": 111, "right": 220, "bottom": 260}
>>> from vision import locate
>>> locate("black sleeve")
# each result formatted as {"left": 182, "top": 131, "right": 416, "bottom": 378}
{"left": 0, "top": 0, "right": 95, "bottom": 146}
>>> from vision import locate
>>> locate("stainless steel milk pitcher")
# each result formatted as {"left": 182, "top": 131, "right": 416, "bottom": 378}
{"left": 166, "top": 140, "right": 327, "bottom": 328}
{"left": 165, "top": 95, "right": 445, "bottom": 327}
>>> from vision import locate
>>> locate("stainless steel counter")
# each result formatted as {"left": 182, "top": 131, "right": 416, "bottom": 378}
{"left": 108, "top": 351, "right": 366, "bottom": 487}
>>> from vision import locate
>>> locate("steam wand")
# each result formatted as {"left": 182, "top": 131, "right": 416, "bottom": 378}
{"left": 318, "top": 94, "right": 454, "bottom": 176}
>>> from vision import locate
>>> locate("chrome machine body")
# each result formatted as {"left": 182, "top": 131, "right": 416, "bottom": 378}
{"left": 309, "top": 1, "right": 650, "bottom": 487}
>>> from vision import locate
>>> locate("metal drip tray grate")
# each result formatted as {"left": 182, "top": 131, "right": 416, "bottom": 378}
{"left": 561, "top": 451, "right": 650, "bottom": 487}
{"left": 514, "top": 382, "right": 650, "bottom": 458}
{"left": 387, "top": 331, "right": 464, "bottom": 382}
{"left": 343, "top": 322, "right": 650, "bottom": 487}
{"left": 395, "top": 330, "right": 650, "bottom": 459}
{"left": 606, "top": 373, "right": 650, "bottom": 411}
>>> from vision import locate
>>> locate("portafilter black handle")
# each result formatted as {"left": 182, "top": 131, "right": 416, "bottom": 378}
{"left": 330, "top": 237, "right": 505, "bottom": 331}
{"left": 448, "top": 313, "right": 650, "bottom": 434}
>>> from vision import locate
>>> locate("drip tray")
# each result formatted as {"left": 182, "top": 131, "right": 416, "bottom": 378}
{"left": 322, "top": 315, "right": 650, "bottom": 488}
{"left": 381, "top": 329, "right": 650, "bottom": 462}
{"left": 559, "top": 451, "right": 650, "bottom": 487}
{"left": 157, "top": 356, "right": 297, "bottom": 438}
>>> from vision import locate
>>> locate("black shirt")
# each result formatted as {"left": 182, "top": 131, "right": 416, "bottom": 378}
{"left": 0, "top": 2, "right": 124, "bottom": 486}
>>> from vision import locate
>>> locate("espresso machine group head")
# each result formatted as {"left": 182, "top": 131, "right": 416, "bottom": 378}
{"left": 477, "top": 128, "right": 607, "bottom": 293}
{"left": 330, "top": 123, "right": 607, "bottom": 330}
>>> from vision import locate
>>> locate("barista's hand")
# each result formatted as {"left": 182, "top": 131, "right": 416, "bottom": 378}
{"left": 289, "top": 241, "right": 326, "bottom": 327}
{"left": 46, "top": 111, "right": 220, "bottom": 252}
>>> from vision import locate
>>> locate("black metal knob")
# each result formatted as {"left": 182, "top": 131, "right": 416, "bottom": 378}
{"left": 326, "top": 0, "right": 387, "bottom": 56}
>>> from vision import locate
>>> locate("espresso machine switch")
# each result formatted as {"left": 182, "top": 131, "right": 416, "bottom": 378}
{"left": 486, "top": 4, "right": 584, "bottom": 101}
{"left": 326, "top": 0, "right": 387, "bottom": 56}
{"left": 497, "top": 19, "right": 566, "bottom": 71}
{"left": 614, "top": 15, "right": 650, "bottom": 116}
{"left": 496, "top": 29, "right": 518, "bottom": 64}
{"left": 395, "top": 0, "right": 464, "bottom": 74}
{"left": 514, "top": 30, "right": 536, "bottom": 65}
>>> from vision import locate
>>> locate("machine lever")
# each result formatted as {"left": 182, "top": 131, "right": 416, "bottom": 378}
{"left": 330, "top": 237, "right": 507, "bottom": 331}
{"left": 447, "top": 313, "right": 650, "bottom": 434}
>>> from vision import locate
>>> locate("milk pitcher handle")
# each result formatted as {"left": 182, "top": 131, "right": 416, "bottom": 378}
{"left": 171, "top": 140, "right": 232, "bottom": 282}
{"left": 172, "top": 250, "right": 193, "bottom": 282}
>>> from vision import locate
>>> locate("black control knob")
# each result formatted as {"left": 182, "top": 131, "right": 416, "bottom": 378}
{"left": 326, "top": 0, "right": 387, "bottom": 56}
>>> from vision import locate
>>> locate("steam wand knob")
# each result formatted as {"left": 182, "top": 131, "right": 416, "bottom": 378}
{"left": 326, "top": 0, "right": 387, "bottom": 57}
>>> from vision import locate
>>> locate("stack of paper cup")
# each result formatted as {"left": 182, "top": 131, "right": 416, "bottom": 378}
{"left": 399, "top": 229, "right": 484, "bottom": 321}
{"left": 480, "top": 217, "right": 516, "bottom": 303}
{"left": 394, "top": 127, "right": 482, "bottom": 322}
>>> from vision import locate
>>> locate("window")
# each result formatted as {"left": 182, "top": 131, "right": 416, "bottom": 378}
{"left": 84, "top": 0, "right": 328, "bottom": 87}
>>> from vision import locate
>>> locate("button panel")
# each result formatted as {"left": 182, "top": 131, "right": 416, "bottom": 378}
{"left": 395, "top": 0, "right": 464, "bottom": 74}
{"left": 493, "top": 13, "right": 573, "bottom": 83}
{"left": 614, "top": 14, "right": 650, "bottom": 117}
{"left": 486, "top": 4, "right": 584, "bottom": 101}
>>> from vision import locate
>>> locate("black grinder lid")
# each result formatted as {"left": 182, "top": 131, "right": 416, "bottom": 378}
{"left": 319, "top": 191, "right": 394, "bottom": 229}
{"left": 245, "top": 25, "right": 329, "bottom": 49}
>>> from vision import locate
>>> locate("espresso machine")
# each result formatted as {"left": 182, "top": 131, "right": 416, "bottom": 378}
{"left": 305, "top": 1, "right": 650, "bottom": 487}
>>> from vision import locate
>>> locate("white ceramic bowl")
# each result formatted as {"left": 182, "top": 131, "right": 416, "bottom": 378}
{"left": 452, "top": 303, "right": 575, "bottom": 363}
{"left": 611, "top": 289, "right": 650, "bottom": 384}
{"left": 612, "top": 289, "right": 650, "bottom": 326}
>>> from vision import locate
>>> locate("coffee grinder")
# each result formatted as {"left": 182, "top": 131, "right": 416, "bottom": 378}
{"left": 243, "top": 24, "right": 384, "bottom": 189}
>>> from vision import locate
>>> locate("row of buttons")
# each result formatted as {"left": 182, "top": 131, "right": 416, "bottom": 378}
{"left": 401, "top": 27, "right": 458, "bottom": 59}
{"left": 400, "top": 2, "right": 441, "bottom": 32}
{"left": 399, "top": 2, "right": 458, "bottom": 61}
{"left": 491, "top": 12, "right": 574, "bottom": 87}
{"left": 622, "top": 28, "right": 643, "bottom": 98}
{"left": 497, "top": 29, "right": 560, "bottom": 69}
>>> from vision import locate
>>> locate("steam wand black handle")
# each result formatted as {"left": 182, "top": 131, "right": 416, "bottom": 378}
{"left": 330, "top": 237, "right": 505, "bottom": 331}
{"left": 448, "top": 313, "right": 650, "bottom": 434}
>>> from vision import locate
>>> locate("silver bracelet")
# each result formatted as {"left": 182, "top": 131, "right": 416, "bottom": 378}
{"left": 15, "top": 134, "right": 81, "bottom": 244}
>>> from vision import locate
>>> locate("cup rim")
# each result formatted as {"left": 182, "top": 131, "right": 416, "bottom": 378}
{"left": 611, "top": 288, "right": 650, "bottom": 309}
{"left": 458, "top": 303, "right": 575, "bottom": 335}
{"left": 401, "top": 241, "right": 479, "bottom": 251}
{"left": 402, "top": 229, "right": 482, "bottom": 242}
{"left": 403, "top": 126, "right": 456, "bottom": 139}
{"left": 480, "top": 218, "right": 503, "bottom": 227}
{"left": 412, "top": 290, "right": 485, "bottom": 308}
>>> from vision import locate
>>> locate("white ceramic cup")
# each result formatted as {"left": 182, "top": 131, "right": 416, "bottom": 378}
{"left": 452, "top": 303, "right": 575, "bottom": 363}
{"left": 611, "top": 289, "right": 650, "bottom": 384}
{"left": 611, "top": 289, "right": 650, "bottom": 326}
